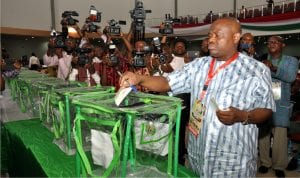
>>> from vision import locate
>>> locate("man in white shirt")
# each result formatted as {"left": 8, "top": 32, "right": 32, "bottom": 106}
{"left": 43, "top": 48, "right": 59, "bottom": 67}
{"left": 159, "top": 38, "right": 189, "bottom": 75}
{"left": 56, "top": 48, "right": 72, "bottom": 80}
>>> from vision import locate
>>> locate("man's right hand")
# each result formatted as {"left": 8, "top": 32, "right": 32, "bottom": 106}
{"left": 119, "top": 71, "right": 141, "bottom": 88}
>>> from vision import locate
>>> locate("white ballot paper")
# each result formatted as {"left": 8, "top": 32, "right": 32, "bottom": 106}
{"left": 209, "top": 97, "right": 219, "bottom": 111}
{"left": 91, "top": 129, "right": 114, "bottom": 169}
{"left": 115, "top": 87, "right": 133, "bottom": 106}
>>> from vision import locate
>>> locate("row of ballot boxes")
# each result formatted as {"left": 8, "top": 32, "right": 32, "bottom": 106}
{"left": 7, "top": 69, "right": 190, "bottom": 177}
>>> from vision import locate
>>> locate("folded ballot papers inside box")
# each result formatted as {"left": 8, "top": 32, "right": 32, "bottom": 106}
{"left": 48, "top": 86, "right": 115, "bottom": 155}
{"left": 72, "top": 92, "right": 182, "bottom": 177}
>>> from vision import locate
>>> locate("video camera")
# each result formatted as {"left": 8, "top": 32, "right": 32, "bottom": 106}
{"left": 159, "top": 14, "right": 179, "bottom": 35}
{"left": 132, "top": 46, "right": 152, "bottom": 67}
{"left": 152, "top": 37, "right": 168, "bottom": 64}
{"left": 76, "top": 47, "right": 93, "bottom": 66}
{"left": 89, "top": 5, "right": 101, "bottom": 22}
{"left": 108, "top": 43, "right": 119, "bottom": 66}
{"left": 84, "top": 5, "right": 102, "bottom": 33}
{"left": 130, "top": 1, "right": 151, "bottom": 31}
{"left": 85, "top": 18, "right": 100, "bottom": 33}
{"left": 61, "top": 11, "right": 79, "bottom": 26}
{"left": 106, "top": 19, "right": 126, "bottom": 36}
{"left": 54, "top": 34, "right": 66, "bottom": 48}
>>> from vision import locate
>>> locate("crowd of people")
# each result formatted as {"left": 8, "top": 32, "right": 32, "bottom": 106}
{"left": 1, "top": 16, "right": 299, "bottom": 177}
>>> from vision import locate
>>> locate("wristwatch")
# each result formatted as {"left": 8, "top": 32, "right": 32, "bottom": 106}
{"left": 242, "top": 111, "right": 251, "bottom": 125}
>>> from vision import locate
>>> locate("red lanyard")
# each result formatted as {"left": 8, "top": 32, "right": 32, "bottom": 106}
{"left": 199, "top": 53, "right": 239, "bottom": 100}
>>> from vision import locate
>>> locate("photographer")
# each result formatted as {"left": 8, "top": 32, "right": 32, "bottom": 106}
{"left": 55, "top": 37, "right": 73, "bottom": 80}
{"left": 121, "top": 36, "right": 152, "bottom": 91}
{"left": 75, "top": 42, "right": 102, "bottom": 86}
{"left": 154, "top": 38, "right": 189, "bottom": 76}
{"left": 100, "top": 32, "right": 131, "bottom": 88}
{"left": 91, "top": 39, "right": 106, "bottom": 84}
{"left": 43, "top": 44, "right": 58, "bottom": 67}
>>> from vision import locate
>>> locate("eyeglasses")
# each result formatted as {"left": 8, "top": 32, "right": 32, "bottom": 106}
{"left": 267, "top": 41, "right": 282, "bottom": 45}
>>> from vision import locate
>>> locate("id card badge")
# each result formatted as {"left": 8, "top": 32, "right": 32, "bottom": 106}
{"left": 188, "top": 99, "right": 206, "bottom": 137}
{"left": 272, "top": 81, "right": 281, "bottom": 100}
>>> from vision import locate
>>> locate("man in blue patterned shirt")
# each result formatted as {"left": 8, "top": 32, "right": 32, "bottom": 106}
{"left": 120, "top": 17, "right": 275, "bottom": 177}
{"left": 258, "top": 36, "right": 298, "bottom": 177}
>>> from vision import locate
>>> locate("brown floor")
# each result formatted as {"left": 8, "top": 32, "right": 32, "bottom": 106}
{"left": 257, "top": 169, "right": 300, "bottom": 177}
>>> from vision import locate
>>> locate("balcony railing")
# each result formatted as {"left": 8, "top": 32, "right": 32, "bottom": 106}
{"left": 145, "top": 0, "right": 300, "bottom": 27}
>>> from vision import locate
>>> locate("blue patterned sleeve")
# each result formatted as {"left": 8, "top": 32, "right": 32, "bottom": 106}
{"left": 167, "top": 60, "right": 195, "bottom": 96}
{"left": 273, "top": 56, "right": 298, "bottom": 83}
{"left": 252, "top": 67, "right": 276, "bottom": 111}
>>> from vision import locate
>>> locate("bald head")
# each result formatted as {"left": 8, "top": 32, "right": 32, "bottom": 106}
{"left": 208, "top": 18, "right": 241, "bottom": 60}
{"left": 213, "top": 18, "right": 241, "bottom": 34}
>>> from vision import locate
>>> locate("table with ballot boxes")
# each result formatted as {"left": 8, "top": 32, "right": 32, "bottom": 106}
{"left": 5, "top": 69, "right": 196, "bottom": 177}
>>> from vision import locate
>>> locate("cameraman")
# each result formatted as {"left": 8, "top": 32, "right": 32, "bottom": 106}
{"left": 155, "top": 38, "right": 189, "bottom": 76}
{"left": 91, "top": 39, "right": 106, "bottom": 85}
{"left": 100, "top": 32, "right": 131, "bottom": 88}
{"left": 121, "top": 36, "right": 152, "bottom": 91}
{"left": 75, "top": 42, "right": 101, "bottom": 86}
{"left": 56, "top": 42, "right": 73, "bottom": 80}
{"left": 43, "top": 40, "right": 59, "bottom": 67}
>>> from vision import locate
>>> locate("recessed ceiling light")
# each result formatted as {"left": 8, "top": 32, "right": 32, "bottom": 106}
{"left": 25, "top": 38, "right": 28, "bottom": 40}
{"left": 31, "top": 36, "right": 35, "bottom": 39}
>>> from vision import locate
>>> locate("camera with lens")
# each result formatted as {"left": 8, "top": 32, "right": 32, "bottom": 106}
{"left": 106, "top": 19, "right": 126, "bottom": 36}
{"left": 54, "top": 34, "right": 66, "bottom": 48}
{"left": 84, "top": 5, "right": 102, "bottom": 33}
{"left": 76, "top": 47, "right": 92, "bottom": 66}
{"left": 152, "top": 37, "right": 168, "bottom": 64}
{"left": 61, "top": 11, "right": 79, "bottom": 26}
{"left": 85, "top": 18, "right": 100, "bottom": 33}
{"left": 132, "top": 46, "right": 152, "bottom": 67}
{"left": 159, "top": 14, "right": 179, "bottom": 35}
{"left": 108, "top": 43, "right": 119, "bottom": 66}
{"left": 129, "top": 1, "right": 151, "bottom": 30}
{"left": 89, "top": 5, "right": 101, "bottom": 23}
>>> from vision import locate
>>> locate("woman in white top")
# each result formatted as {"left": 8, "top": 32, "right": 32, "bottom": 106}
{"left": 29, "top": 52, "right": 40, "bottom": 70}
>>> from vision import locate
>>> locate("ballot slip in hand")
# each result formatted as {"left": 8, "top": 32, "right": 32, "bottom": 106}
{"left": 210, "top": 97, "right": 219, "bottom": 111}
{"left": 115, "top": 87, "right": 133, "bottom": 106}
{"left": 115, "top": 71, "right": 138, "bottom": 106}
{"left": 210, "top": 97, "right": 230, "bottom": 111}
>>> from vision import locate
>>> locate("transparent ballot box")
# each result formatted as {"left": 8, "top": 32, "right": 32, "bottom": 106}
{"left": 37, "top": 80, "right": 85, "bottom": 131}
{"left": 7, "top": 70, "right": 50, "bottom": 114}
{"left": 48, "top": 86, "right": 115, "bottom": 155}
{"left": 72, "top": 92, "right": 182, "bottom": 177}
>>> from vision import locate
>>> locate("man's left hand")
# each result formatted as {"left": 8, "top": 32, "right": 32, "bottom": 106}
{"left": 216, "top": 107, "right": 245, "bottom": 125}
